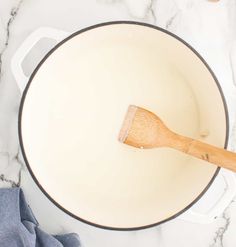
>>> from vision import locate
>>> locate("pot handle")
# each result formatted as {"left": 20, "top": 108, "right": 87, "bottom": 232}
{"left": 11, "top": 27, "right": 70, "bottom": 93}
{"left": 178, "top": 169, "right": 236, "bottom": 224}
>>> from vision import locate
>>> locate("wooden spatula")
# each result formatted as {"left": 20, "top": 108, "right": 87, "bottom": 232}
{"left": 118, "top": 105, "right": 236, "bottom": 172}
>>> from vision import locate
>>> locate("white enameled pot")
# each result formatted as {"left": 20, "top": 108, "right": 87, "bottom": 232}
{"left": 12, "top": 22, "right": 236, "bottom": 230}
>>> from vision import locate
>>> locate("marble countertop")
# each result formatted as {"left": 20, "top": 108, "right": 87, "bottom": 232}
{"left": 1, "top": 0, "right": 236, "bottom": 246}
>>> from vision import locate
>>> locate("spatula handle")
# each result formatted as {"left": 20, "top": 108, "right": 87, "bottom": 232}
{"left": 170, "top": 134, "right": 236, "bottom": 172}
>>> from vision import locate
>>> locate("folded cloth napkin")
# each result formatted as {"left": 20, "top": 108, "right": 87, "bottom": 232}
{"left": 0, "top": 188, "right": 81, "bottom": 247}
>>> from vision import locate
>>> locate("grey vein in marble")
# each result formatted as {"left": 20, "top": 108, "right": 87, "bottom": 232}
{"left": 165, "top": 11, "right": 179, "bottom": 30}
{"left": 15, "top": 148, "right": 25, "bottom": 168}
{"left": 0, "top": 0, "right": 23, "bottom": 78}
{"left": 0, "top": 149, "right": 22, "bottom": 187}
{"left": 0, "top": 173, "right": 20, "bottom": 187}
{"left": 145, "top": 0, "right": 157, "bottom": 24}
{"left": 0, "top": 149, "right": 22, "bottom": 186}
{"left": 98, "top": 0, "right": 157, "bottom": 24}
{"left": 210, "top": 207, "right": 232, "bottom": 247}
{"left": 0, "top": 0, "right": 24, "bottom": 188}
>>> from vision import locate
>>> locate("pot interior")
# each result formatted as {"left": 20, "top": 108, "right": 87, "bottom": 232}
{"left": 20, "top": 23, "right": 227, "bottom": 229}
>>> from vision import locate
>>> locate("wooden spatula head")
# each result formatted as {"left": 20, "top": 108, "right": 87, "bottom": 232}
{"left": 118, "top": 105, "right": 172, "bottom": 148}
{"left": 118, "top": 106, "right": 236, "bottom": 173}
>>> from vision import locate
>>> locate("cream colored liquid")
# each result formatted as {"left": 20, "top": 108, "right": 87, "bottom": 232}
{"left": 21, "top": 25, "right": 223, "bottom": 228}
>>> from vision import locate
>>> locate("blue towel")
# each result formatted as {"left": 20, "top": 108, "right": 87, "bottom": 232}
{"left": 0, "top": 188, "right": 81, "bottom": 247}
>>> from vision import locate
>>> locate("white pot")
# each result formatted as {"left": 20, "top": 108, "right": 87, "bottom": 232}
{"left": 12, "top": 22, "right": 236, "bottom": 230}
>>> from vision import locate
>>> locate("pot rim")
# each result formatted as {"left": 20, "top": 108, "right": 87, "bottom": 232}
{"left": 18, "top": 21, "right": 229, "bottom": 231}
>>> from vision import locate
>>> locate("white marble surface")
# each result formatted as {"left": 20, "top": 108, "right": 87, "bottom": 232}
{"left": 1, "top": 0, "right": 236, "bottom": 246}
